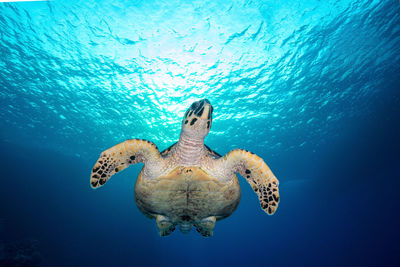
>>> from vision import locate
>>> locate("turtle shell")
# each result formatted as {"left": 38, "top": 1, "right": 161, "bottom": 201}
{"left": 134, "top": 166, "right": 241, "bottom": 224}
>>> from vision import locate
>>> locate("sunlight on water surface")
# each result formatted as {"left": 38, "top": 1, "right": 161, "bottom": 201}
{"left": 0, "top": 0, "right": 399, "bottom": 159}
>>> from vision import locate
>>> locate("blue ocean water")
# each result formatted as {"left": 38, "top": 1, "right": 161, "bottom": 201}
{"left": 0, "top": 0, "right": 399, "bottom": 266}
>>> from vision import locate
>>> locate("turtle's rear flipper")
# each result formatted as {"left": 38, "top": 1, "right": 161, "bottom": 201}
{"left": 90, "top": 139, "right": 161, "bottom": 188}
{"left": 218, "top": 149, "right": 280, "bottom": 215}
{"left": 156, "top": 215, "right": 175, "bottom": 236}
{"left": 195, "top": 216, "right": 216, "bottom": 237}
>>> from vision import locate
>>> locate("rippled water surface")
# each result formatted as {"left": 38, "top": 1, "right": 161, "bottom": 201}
{"left": 1, "top": 0, "right": 399, "bottom": 158}
{"left": 0, "top": 0, "right": 399, "bottom": 266}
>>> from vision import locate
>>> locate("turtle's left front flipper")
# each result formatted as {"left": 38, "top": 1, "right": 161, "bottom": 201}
{"left": 218, "top": 149, "right": 280, "bottom": 215}
{"left": 90, "top": 139, "right": 162, "bottom": 188}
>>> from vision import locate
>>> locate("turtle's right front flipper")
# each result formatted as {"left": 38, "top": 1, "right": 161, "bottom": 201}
{"left": 216, "top": 149, "right": 280, "bottom": 215}
{"left": 90, "top": 139, "right": 162, "bottom": 188}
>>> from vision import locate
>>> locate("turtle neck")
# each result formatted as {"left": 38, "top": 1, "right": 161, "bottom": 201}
{"left": 175, "top": 131, "right": 205, "bottom": 166}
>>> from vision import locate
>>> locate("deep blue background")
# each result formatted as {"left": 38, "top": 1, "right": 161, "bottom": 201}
{"left": 1, "top": 0, "right": 399, "bottom": 266}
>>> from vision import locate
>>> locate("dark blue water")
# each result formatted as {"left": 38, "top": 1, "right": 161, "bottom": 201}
{"left": 1, "top": 0, "right": 399, "bottom": 266}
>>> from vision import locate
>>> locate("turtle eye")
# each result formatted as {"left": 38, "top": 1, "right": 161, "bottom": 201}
{"left": 184, "top": 109, "right": 189, "bottom": 118}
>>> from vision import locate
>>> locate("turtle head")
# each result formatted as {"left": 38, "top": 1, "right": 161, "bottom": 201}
{"left": 181, "top": 99, "right": 213, "bottom": 139}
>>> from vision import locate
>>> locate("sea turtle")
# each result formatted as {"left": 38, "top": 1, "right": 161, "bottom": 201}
{"left": 90, "top": 99, "right": 279, "bottom": 237}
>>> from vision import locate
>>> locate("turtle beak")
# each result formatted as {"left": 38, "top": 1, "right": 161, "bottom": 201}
{"left": 201, "top": 105, "right": 210, "bottom": 120}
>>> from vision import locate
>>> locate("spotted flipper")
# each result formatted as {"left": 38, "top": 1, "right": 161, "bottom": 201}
{"left": 219, "top": 149, "right": 280, "bottom": 215}
{"left": 90, "top": 139, "right": 162, "bottom": 188}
